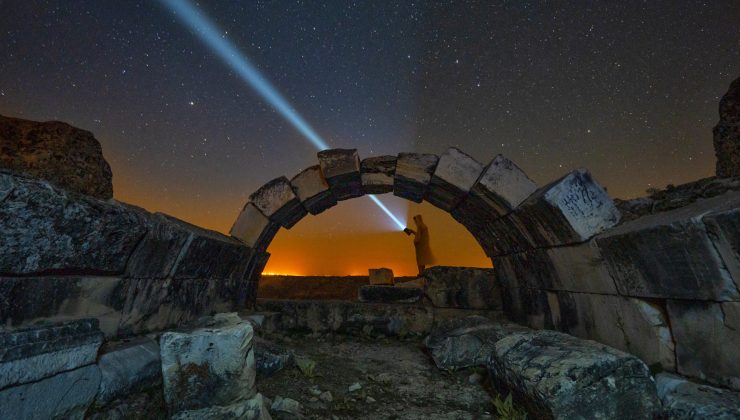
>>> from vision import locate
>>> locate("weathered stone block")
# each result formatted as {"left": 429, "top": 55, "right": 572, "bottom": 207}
{"left": 290, "top": 165, "right": 337, "bottom": 214}
{"left": 422, "top": 266, "right": 501, "bottom": 310}
{"left": 358, "top": 285, "right": 422, "bottom": 303}
{"left": 254, "top": 337, "right": 294, "bottom": 378}
{"left": 451, "top": 154, "right": 536, "bottom": 231}
{"left": 361, "top": 155, "right": 396, "bottom": 194}
{"left": 95, "top": 337, "right": 162, "bottom": 408}
{"left": 318, "top": 148, "right": 363, "bottom": 200}
{"left": 0, "top": 364, "right": 101, "bottom": 420}
{"left": 0, "top": 171, "right": 149, "bottom": 275}
{"left": 230, "top": 202, "right": 280, "bottom": 251}
{"left": 171, "top": 393, "right": 271, "bottom": 420}
{"left": 656, "top": 373, "right": 740, "bottom": 419}
{"left": 425, "top": 147, "right": 484, "bottom": 211}
{"left": 596, "top": 192, "right": 740, "bottom": 300}
{"left": 393, "top": 152, "right": 439, "bottom": 202}
{"left": 489, "top": 329, "right": 660, "bottom": 419}
{"left": 369, "top": 267, "right": 394, "bottom": 285}
{"left": 125, "top": 213, "right": 191, "bottom": 279}
{"left": 249, "top": 176, "right": 306, "bottom": 228}
{"left": 160, "top": 320, "right": 256, "bottom": 414}
{"left": 714, "top": 76, "right": 740, "bottom": 178}
{"left": 0, "top": 318, "right": 103, "bottom": 390}
{"left": 0, "top": 114, "right": 113, "bottom": 199}
{"left": 667, "top": 300, "right": 740, "bottom": 390}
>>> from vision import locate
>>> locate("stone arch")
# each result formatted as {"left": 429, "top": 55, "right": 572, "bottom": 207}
{"left": 228, "top": 146, "right": 621, "bottom": 307}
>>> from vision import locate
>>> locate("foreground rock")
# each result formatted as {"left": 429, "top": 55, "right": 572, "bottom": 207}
{"left": 714, "top": 76, "right": 740, "bottom": 178}
{"left": 172, "top": 393, "right": 272, "bottom": 420}
{"left": 95, "top": 336, "right": 162, "bottom": 408}
{"left": 254, "top": 337, "right": 294, "bottom": 378}
{"left": 0, "top": 114, "right": 113, "bottom": 198}
{"left": 489, "top": 330, "right": 660, "bottom": 419}
{"left": 656, "top": 373, "right": 740, "bottom": 419}
{"left": 160, "top": 319, "right": 256, "bottom": 415}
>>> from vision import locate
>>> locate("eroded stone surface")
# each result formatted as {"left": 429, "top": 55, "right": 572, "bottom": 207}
{"left": 422, "top": 266, "right": 501, "bottom": 310}
{"left": 249, "top": 176, "right": 306, "bottom": 228}
{"left": 361, "top": 155, "right": 396, "bottom": 194}
{"left": 160, "top": 320, "right": 256, "bottom": 414}
{"left": 656, "top": 373, "right": 740, "bottom": 419}
{"left": 290, "top": 165, "right": 336, "bottom": 215}
{"left": 426, "top": 147, "right": 484, "bottom": 211}
{"left": 318, "top": 148, "right": 363, "bottom": 200}
{"left": 394, "top": 153, "right": 439, "bottom": 202}
{"left": 714, "top": 76, "right": 740, "bottom": 178}
{"left": 489, "top": 329, "right": 660, "bottom": 419}
{"left": 171, "top": 393, "right": 272, "bottom": 420}
{"left": 0, "top": 114, "right": 113, "bottom": 199}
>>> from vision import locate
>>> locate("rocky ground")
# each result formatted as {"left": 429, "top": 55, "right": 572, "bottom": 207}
{"left": 258, "top": 331, "right": 497, "bottom": 420}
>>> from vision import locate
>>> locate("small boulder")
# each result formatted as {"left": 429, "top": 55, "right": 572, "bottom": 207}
{"left": 368, "top": 267, "right": 394, "bottom": 285}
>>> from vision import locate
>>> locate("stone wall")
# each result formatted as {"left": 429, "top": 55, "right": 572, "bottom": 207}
{"left": 0, "top": 170, "right": 265, "bottom": 337}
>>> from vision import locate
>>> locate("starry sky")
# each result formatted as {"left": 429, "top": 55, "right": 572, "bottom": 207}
{"left": 0, "top": 1, "right": 738, "bottom": 275}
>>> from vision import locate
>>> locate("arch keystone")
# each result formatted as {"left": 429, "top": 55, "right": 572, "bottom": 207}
{"left": 317, "top": 149, "right": 363, "bottom": 200}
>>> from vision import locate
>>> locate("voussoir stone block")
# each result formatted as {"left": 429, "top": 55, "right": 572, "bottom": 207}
{"left": 489, "top": 329, "right": 660, "bottom": 419}
{"left": 394, "top": 152, "right": 439, "bottom": 202}
{"left": 160, "top": 319, "right": 257, "bottom": 414}
{"left": 667, "top": 300, "right": 740, "bottom": 390}
{"left": 452, "top": 154, "right": 537, "bottom": 229}
{"left": 318, "top": 148, "right": 363, "bottom": 200}
{"left": 0, "top": 318, "right": 103, "bottom": 390}
{"left": 425, "top": 147, "right": 484, "bottom": 211}
{"left": 0, "top": 171, "right": 149, "bottom": 275}
{"left": 596, "top": 192, "right": 740, "bottom": 300}
{"left": 361, "top": 155, "right": 396, "bottom": 194}
{"left": 230, "top": 202, "right": 280, "bottom": 251}
{"left": 290, "top": 165, "right": 337, "bottom": 215}
{"left": 249, "top": 176, "right": 306, "bottom": 228}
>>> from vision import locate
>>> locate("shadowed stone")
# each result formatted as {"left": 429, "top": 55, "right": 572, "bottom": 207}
{"left": 369, "top": 267, "right": 394, "bottom": 285}
{"left": 489, "top": 329, "right": 660, "bottom": 419}
{"left": 0, "top": 318, "right": 103, "bottom": 390}
{"left": 290, "top": 165, "right": 337, "bottom": 215}
{"left": 125, "top": 213, "right": 192, "bottom": 279}
{"left": 358, "top": 285, "right": 422, "bottom": 303}
{"left": 95, "top": 337, "right": 162, "bottom": 408}
{"left": 714, "top": 76, "right": 740, "bottom": 178}
{"left": 596, "top": 192, "right": 740, "bottom": 300}
{"left": 230, "top": 202, "right": 280, "bottom": 252}
{"left": 254, "top": 337, "right": 294, "bottom": 378}
{"left": 422, "top": 266, "right": 501, "bottom": 310}
{"left": 656, "top": 373, "right": 740, "bottom": 419}
{"left": 318, "top": 148, "right": 363, "bottom": 200}
{"left": 667, "top": 300, "right": 740, "bottom": 390}
{"left": 171, "top": 393, "right": 271, "bottom": 420}
{"left": 0, "top": 114, "right": 113, "bottom": 199}
{"left": 361, "top": 155, "right": 396, "bottom": 194}
{"left": 249, "top": 176, "right": 306, "bottom": 228}
{"left": 394, "top": 152, "right": 439, "bottom": 202}
{"left": 0, "top": 364, "right": 101, "bottom": 420}
{"left": 425, "top": 147, "right": 484, "bottom": 211}
{"left": 452, "top": 154, "right": 537, "bottom": 228}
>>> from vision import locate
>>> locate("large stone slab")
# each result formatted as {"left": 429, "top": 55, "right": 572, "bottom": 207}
{"left": 290, "top": 165, "right": 337, "bottom": 215}
{"left": 361, "top": 155, "right": 396, "bottom": 194}
{"left": 714, "top": 76, "right": 740, "bottom": 178}
{"left": 656, "top": 373, "right": 740, "bottom": 419}
{"left": 451, "top": 154, "right": 536, "bottom": 230}
{"left": 357, "top": 285, "right": 422, "bottom": 303}
{"left": 249, "top": 176, "right": 306, "bottom": 228}
{"left": 318, "top": 148, "right": 363, "bottom": 200}
{"left": 160, "top": 320, "right": 256, "bottom": 414}
{"left": 667, "top": 300, "right": 740, "bottom": 390}
{"left": 422, "top": 266, "right": 501, "bottom": 310}
{"left": 0, "top": 114, "right": 113, "bottom": 199}
{"left": 596, "top": 192, "right": 740, "bottom": 300}
{"left": 489, "top": 329, "right": 660, "bottom": 419}
{"left": 230, "top": 202, "right": 280, "bottom": 251}
{"left": 425, "top": 147, "right": 484, "bottom": 211}
{"left": 95, "top": 336, "right": 162, "bottom": 408}
{"left": 125, "top": 213, "right": 191, "bottom": 279}
{"left": 0, "top": 318, "right": 103, "bottom": 390}
{"left": 0, "top": 171, "right": 149, "bottom": 275}
{"left": 0, "top": 364, "right": 101, "bottom": 420}
{"left": 393, "top": 152, "right": 439, "bottom": 202}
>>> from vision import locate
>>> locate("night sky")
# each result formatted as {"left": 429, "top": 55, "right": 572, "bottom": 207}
{"left": 1, "top": 1, "right": 738, "bottom": 275}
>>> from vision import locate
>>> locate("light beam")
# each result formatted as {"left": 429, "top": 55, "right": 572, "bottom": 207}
{"left": 160, "top": 0, "right": 406, "bottom": 230}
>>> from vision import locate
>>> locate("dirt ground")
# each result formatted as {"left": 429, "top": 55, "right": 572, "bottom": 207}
{"left": 258, "top": 331, "right": 496, "bottom": 420}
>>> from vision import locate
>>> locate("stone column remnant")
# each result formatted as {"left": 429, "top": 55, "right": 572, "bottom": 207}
{"left": 394, "top": 152, "right": 439, "bottom": 202}
{"left": 317, "top": 148, "right": 363, "bottom": 200}
{"left": 248, "top": 176, "right": 306, "bottom": 229}
{"left": 360, "top": 155, "right": 396, "bottom": 194}
{"left": 290, "top": 165, "right": 337, "bottom": 214}
{"left": 425, "top": 147, "right": 485, "bottom": 212}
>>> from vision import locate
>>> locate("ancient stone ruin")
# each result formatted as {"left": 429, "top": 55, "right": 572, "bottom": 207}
{"left": 1, "top": 77, "right": 739, "bottom": 419}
